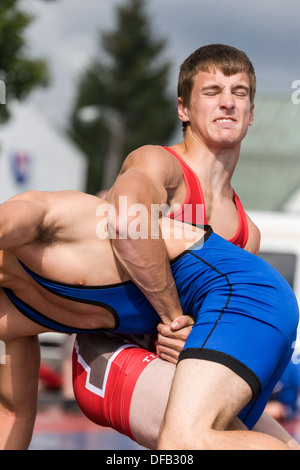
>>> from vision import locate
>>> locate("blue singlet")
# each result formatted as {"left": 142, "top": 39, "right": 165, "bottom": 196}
{"left": 3, "top": 228, "right": 299, "bottom": 428}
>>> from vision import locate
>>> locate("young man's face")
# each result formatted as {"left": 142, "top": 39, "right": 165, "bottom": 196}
{"left": 178, "top": 69, "right": 254, "bottom": 150}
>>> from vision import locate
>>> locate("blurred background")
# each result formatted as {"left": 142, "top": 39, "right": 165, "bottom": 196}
{"left": 0, "top": 0, "right": 300, "bottom": 450}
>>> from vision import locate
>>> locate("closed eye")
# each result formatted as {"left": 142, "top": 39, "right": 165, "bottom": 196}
{"left": 232, "top": 87, "right": 249, "bottom": 97}
{"left": 202, "top": 86, "right": 221, "bottom": 96}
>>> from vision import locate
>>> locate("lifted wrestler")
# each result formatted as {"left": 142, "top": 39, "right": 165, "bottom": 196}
{"left": 0, "top": 190, "right": 298, "bottom": 449}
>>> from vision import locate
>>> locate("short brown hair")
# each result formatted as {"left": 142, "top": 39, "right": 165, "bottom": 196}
{"left": 178, "top": 44, "right": 256, "bottom": 132}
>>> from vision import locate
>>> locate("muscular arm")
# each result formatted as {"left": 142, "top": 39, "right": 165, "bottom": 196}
{"left": 156, "top": 212, "right": 261, "bottom": 361}
{"left": 106, "top": 147, "right": 183, "bottom": 325}
{"left": 0, "top": 335, "right": 40, "bottom": 449}
{"left": 0, "top": 191, "right": 48, "bottom": 249}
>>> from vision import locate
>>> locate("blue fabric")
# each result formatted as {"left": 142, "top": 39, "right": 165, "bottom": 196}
{"left": 5, "top": 228, "right": 299, "bottom": 428}
{"left": 173, "top": 232, "right": 299, "bottom": 428}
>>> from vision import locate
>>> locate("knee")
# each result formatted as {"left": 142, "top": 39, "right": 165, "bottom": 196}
{"left": 158, "top": 426, "right": 212, "bottom": 450}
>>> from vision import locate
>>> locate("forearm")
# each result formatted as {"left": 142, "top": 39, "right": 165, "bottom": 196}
{"left": 112, "top": 236, "right": 183, "bottom": 324}
{"left": 0, "top": 335, "right": 40, "bottom": 450}
{"left": 107, "top": 166, "right": 183, "bottom": 325}
{"left": 0, "top": 408, "right": 37, "bottom": 450}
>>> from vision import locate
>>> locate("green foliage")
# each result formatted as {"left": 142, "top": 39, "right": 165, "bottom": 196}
{"left": 0, "top": 0, "right": 50, "bottom": 122}
{"left": 69, "top": 0, "right": 177, "bottom": 193}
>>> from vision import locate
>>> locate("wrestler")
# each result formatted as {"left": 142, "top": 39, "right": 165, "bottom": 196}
{"left": 72, "top": 43, "right": 267, "bottom": 446}
{"left": 73, "top": 44, "right": 300, "bottom": 449}
{"left": 0, "top": 189, "right": 298, "bottom": 450}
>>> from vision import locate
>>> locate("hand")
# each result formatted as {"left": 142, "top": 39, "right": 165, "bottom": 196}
{"left": 155, "top": 315, "right": 195, "bottom": 365}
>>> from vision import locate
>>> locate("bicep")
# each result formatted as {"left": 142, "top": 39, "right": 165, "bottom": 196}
{"left": 107, "top": 169, "right": 168, "bottom": 240}
{"left": 107, "top": 147, "right": 169, "bottom": 208}
{"left": 0, "top": 193, "right": 48, "bottom": 248}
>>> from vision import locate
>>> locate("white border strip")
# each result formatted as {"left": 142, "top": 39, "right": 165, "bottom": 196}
{"left": 74, "top": 338, "right": 138, "bottom": 398}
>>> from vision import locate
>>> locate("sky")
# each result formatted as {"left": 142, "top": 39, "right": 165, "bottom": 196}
{"left": 22, "top": 0, "right": 300, "bottom": 129}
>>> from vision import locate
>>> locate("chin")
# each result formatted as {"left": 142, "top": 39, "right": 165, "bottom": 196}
{"left": 214, "top": 132, "right": 244, "bottom": 149}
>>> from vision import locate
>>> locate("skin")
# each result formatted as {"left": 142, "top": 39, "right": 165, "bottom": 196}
{"left": 0, "top": 190, "right": 204, "bottom": 449}
{"left": 129, "top": 353, "right": 299, "bottom": 450}
{"left": 0, "top": 190, "right": 297, "bottom": 450}
{"left": 102, "top": 69, "right": 296, "bottom": 449}
{"left": 106, "top": 69, "right": 259, "bottom": 360}
{"left": 0, "top": 69, "right": 295, "bottom": 450}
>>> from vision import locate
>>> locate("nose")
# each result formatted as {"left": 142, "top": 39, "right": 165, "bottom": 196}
{"left": 219, "top": 90, "right": 235, "bottom": 110}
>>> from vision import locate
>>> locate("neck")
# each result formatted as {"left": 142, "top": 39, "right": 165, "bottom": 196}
{"left": 173, "top": 133, "right": 241, "bottom": 196}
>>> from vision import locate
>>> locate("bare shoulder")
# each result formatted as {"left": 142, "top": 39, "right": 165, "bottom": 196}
{"left": 4, "top": 189, "right": 92, "bottom": 205}
{"left": 34, "top": 191, "right": 101, "bottom": 241}
{"left": 22, "top": 190, "right": 99, "bottom": 208}
{"left": 106, "top": 145, "right": 183, "bottom": 206}
{"left": 121, "top": 145, "right": 178, "bottom": 177}
{"left": 43, "top": 191, "right": 101, "bottom": 219}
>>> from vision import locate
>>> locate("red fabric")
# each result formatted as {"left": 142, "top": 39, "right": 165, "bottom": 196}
{"left": 72, "top": 345, "right": 157, "bottom": 441}
{"left": 162, "top": 146, "right": 206, "bottom": 226}
{"left": 39, "top": 363, "right": 62, "bottom": 390}
{"left": 162, "top": 146, "right": 249, "bottom": 248}
{"left": 228, "top": 191, "right": 249, "bottom": 248}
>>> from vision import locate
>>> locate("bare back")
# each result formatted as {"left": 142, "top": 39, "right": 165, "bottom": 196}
{"left": 0, "top": 191, "right": 204, "bottom": 337}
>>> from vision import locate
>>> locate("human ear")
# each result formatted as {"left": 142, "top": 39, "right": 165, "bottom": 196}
{"left": 178, "top": 97, "right": 190, "bottom": 123}
{"left": 249, "top": 103, "right": 254, "bottom": 126}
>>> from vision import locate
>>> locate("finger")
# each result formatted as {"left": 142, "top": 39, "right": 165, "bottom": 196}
{"left": 157, "top": 350, "right": 179, "bottom": 365}
{"left": 171, "top": 315, "right": 195, "bottom": 330}
{"left": 156, "top": 334, "right": 185, "bottom": 352}
{"left": 157, "top": 322, "right": 186, "bottom": 338}
{"left": 157, "top": 325, "right": 192, "bottom": 342}
{"left": 157, "top": 323, "right": 173, "bottom": 337}
{"left": 156, "top": 344, "right": 179, "bottom": 359}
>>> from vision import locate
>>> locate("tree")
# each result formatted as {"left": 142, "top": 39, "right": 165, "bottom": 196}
{"left": 0, "top": 0, "right": 54, "bottom": 122}
{"left": 69, "top": 0, "right": 177, "bottom": 194}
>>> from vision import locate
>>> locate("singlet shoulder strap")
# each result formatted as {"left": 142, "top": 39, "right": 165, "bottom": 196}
{"left": 161, "top": 146, "right": 207, "bottom": 225}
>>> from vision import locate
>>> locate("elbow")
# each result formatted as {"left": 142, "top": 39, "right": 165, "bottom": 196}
{"left": 107, "top": 207, "right": 129, "bottom": 240}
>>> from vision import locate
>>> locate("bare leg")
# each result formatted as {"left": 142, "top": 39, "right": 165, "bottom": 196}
{"left": 130, "top": 356, "right": 299, "bottom": 449}
{"left": 74, "top": 332, "right": 299, "bottom": 449}
{"left": 253, "top": 412, "right": 300, "bottom": 450}
{"left": 130, "top": 358, "right": 174, "bottom": 449}
{"left": 157, "top": 359, "right": 291, "bottom": 450}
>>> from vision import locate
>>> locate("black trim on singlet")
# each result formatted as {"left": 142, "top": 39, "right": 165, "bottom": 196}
{"left": 178, "top": 348, "right": 262, "bottom": 401}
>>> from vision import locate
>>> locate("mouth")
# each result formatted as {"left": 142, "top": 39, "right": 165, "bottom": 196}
{"left": 214, "top": 118, "right": 237, "bottom": 123}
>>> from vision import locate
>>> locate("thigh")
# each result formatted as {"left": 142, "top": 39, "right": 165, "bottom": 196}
{"left": 239, "top": 344, "right": 294, "bottom": 429}
{"left": 159, "top": 358, "right": 253, "bottom": 447}
{"left": 130, "top": 357, "right": 175, "bottom": 449}
{"left": 181, "top": 311, "right": 295, "bottom": 429}
{"left": 72, "top": 332, "right": 159, "bottom": 442}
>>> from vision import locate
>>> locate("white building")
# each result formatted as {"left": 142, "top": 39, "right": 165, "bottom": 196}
{"left": 0, "top": 102, "right": 87, "bottom": 202}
